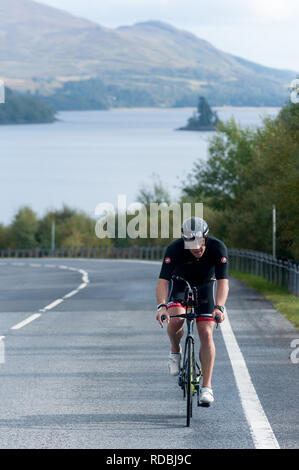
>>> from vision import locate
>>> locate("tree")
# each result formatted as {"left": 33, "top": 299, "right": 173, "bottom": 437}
{"left": 36, "top": 205, "right": 111, "bottom": 248}
{"left": 10, "top": 207, "right": 39, "bottom": 248}
{"left": 178, "top": 96, "right": 219, "bottom": 131}
{"left": 243, "top": 103, "right": 299, "bottom": 257}
{"left": 132, "top": 175, "right": 176, "bottom": 246}
{"left": 0, "top": 88, "right": 56, "bottom": 125}
{"left": 137, "top": 174, "right": 171, "bottom": 205}
{"left": 182, "top": 119, "right": 255, "bottom": 211}
{"left": 181, "top": 101, "right": 299, "bottom": 258}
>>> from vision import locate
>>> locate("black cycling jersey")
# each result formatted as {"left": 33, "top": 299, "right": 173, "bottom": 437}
{"left": 159, "top": 236, "right": 229, "bottom": 285}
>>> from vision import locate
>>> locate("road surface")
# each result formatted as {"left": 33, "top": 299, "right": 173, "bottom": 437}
{"left": 0, "top": 258, "right": 298, "bottom": 449}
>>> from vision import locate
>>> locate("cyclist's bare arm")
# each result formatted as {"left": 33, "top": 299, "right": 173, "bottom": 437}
{"left": 156, "top": 278, "right": 170, "bottom": 326}
{"left": 213, "top": 279, "right": 229, "bottom": 322}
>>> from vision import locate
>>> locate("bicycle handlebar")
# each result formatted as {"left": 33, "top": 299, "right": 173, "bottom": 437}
{"left": 164, "top": 276, "right": 221, "bottom": 327}
{"left": 161, "top": 313, "right": 221, "bottom": 327}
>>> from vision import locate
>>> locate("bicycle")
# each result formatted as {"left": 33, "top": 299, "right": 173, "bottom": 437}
{"left": 161, "top": 275, "right": 220, "bottom": 427}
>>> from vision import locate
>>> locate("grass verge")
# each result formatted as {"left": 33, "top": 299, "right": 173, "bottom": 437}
{"left": 230, "top": 269, "right": 299, "bottom": 330}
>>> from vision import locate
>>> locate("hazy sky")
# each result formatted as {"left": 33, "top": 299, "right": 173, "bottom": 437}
{"left": 37, "top": 0, "right": 299, "bottom": 71}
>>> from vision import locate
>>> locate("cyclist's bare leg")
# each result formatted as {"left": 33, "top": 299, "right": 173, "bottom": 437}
{"left": 196, "top": 321, "right": 215, "bottom": 388}
{"left": 167, "top": 306, "right": 185, "bottom": 353}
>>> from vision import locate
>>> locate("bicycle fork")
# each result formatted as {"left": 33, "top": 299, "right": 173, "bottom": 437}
{"left": 178, "top": 335, "right": 202, "bottom": 404}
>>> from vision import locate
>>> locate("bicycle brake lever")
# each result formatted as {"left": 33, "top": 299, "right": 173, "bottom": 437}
{"left": 215, "top": 314, "right": 220, "bottom": 328}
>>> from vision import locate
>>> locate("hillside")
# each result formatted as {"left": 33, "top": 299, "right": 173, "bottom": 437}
{"left": 0, "top": 0, "right": 295, "bottom": 107}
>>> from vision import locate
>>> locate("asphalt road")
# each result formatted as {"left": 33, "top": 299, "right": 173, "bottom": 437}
{"left": 0, "top": 258, "right": 298, "bottom": 449}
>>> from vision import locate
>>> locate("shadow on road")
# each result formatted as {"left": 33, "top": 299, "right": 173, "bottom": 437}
{"left": 0, "top": 413, "right": 186, "bottom": 430}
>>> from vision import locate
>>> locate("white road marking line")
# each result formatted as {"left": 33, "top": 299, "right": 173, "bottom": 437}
{"left": 8, "top": 263, "right": 90, "bottom": 330}
{"left": 221, "top": 309, "right": 280, "bottom": 449}
{"left": 41, "top": 298, "right": 64, "bottom": 311}
{"left": 78, "top": 283, "right": 87, "bottom": 290}
{"left": 0, "top": 336, "right": 5, "bottom": 364}
{"left": 11, "top": 314, "right": 41, "bottom": 330}
{"left": 63, "top": 289, "right": 79, "bottom": 299}
{"left": 78, "top": 269, "right": 89, "bottom": 282}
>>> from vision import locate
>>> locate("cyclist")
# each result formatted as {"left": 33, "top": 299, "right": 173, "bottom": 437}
{"left": 156, "top": 217, "right": 229, "bottom": 405}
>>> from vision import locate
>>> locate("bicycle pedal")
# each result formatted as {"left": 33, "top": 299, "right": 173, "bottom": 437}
{"left": 199, "top": 402, "right": 211, "bottom": 408}
{"left": 178, "top": 376, "right": 184, "bottom": 388}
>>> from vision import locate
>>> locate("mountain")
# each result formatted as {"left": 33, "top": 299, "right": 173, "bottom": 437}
{"left": 0, "top": 0, "right": 295, "bottom": 107}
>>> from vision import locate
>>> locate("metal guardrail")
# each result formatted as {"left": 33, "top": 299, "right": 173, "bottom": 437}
{"left": 1, "top": 246, "right": 298, "bottom": 296}
{"left": 0, "top": 246, "right": 167, "bottom": 262}
{"left": 228, "top": 249, "right": 298, "bottom": 297}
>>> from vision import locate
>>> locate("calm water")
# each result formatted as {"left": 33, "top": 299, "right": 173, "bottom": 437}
{"left": 0, "top": 107, "right": 280, "bottom": 225}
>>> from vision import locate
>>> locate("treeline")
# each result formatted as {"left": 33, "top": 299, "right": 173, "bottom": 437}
{"left": 35, "top": 79, "right": 157, "bottom": 111}
{"left": 0, "top": 178, "right": 177, "bottom": 251}
{"left": 182, "top": 100, "right": 299, "bottom": 259}
{"left": 0, "top": 207, "right": 111, "bottom": 250}
{"left": 30, "top": 73, "right": 290, "bottom": 112}
{"left": 0, "top": 88, "right": 56, "bottom": 124}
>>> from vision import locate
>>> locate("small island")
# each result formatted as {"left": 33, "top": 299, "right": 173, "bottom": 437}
{"left": 0, "top": 87, "right": 56, "bottom": 125}
{"left": 177, "top": 96, "right": 220, "bottom": 131}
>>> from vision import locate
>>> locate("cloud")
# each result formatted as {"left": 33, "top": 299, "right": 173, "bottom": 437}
{"left": 250, "top": 0, "right": 299, "bottom": 22}
{"left": 37, "top": 0, "right": 252, "bottom": 25}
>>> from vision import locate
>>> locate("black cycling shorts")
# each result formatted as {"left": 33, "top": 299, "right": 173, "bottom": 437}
{"left": 167, "top": 278, "right": 215, "bottom": 323}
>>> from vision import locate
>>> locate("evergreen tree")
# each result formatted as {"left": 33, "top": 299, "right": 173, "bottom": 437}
{"left": 178, "top": 96, "right": 219, "bottom": 131}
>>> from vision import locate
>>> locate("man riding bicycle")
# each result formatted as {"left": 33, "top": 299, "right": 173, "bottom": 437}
{"left": 156, "top": 217, "right": 229, "bottom": 405}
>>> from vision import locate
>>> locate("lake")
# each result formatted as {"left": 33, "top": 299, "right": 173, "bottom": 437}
{"left": 0, "top": 107, "right": 280, "bottom": 225}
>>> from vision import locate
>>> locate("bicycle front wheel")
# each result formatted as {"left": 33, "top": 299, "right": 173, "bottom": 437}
{"left": 186, "top": 338, "right": 194, "bottom": 427}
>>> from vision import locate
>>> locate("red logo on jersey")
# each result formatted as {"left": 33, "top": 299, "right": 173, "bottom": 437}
{"left": 165, "top": 257, "right": 171, "bottom": 264}
{"left": 221, "top": 257, "right": 227, "bottom": 263}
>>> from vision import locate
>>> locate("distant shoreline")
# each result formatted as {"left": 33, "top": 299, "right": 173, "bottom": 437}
{"left": 0, "top": 106, "right": 281, "bottom": 126}
{"left": 0, "top": 118, "right": 58, "bottom": 126}
{"left": 57, "top": 105, "right": 282, "bottom": 112}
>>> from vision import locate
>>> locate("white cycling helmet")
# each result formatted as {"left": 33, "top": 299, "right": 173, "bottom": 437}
{"left": 181, "top": 217, "right": 209, "bottom": 249}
